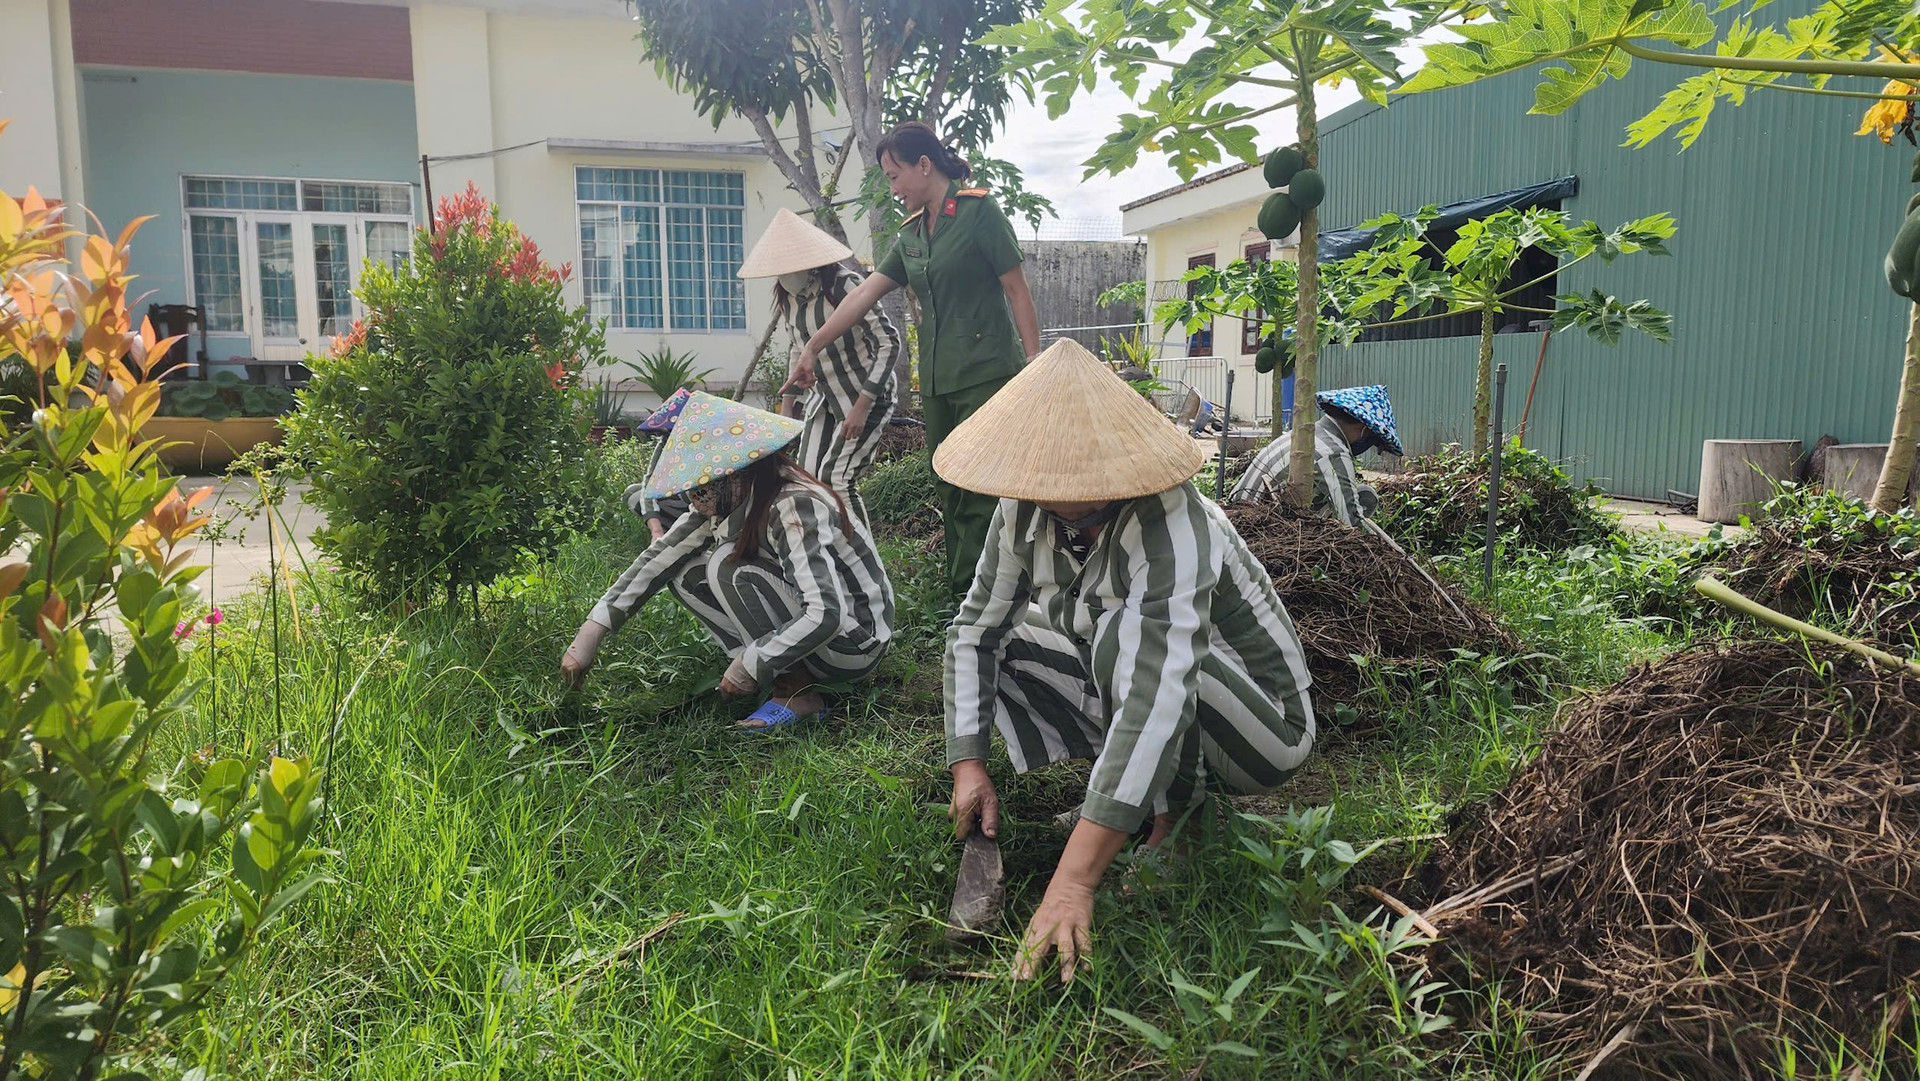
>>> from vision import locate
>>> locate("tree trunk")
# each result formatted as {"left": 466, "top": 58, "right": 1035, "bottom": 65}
{"left": 1470, "top": 304, "right": 1495, "bottom": 457}
{"left": 1284, "top": 81, "right": 1320, "bottom": 510}
{"left": 1871, "top": 301, "right": 1920, "bottom": 511}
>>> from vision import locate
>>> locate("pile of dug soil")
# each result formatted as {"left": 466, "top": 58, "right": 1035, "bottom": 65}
{"left": 1417, "top": 641, "right": 1920, "bottom": 1075}
{"left": 1224, "top": 503, "right": 1516, "bottom": 708}
{"left": 1373, "top": 443, "right": 1615, "bottom": 555}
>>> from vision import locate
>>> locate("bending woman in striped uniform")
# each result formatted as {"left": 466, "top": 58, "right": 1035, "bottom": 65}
{"left": 741, "top": 208, "right": 899, "bottom": 522}
{"left": 933, "top": 339, "right": 1317, "bottom": 982}
{"left": 1228, "top": 385, "right": 1403, "bottom": 523}
{"left": 561, "top": 393, "right": 895, "bottom": 730}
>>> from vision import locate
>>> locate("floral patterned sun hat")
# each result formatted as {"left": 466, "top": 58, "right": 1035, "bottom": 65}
{"left": 636, "top": 386, "right": 693, "bottom": 434}
{"left": 641, "top": 391, "right": 804, "bottom": 499}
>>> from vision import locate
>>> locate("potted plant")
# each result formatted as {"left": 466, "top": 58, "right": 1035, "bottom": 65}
{"left": 625, "top": 346, "right": 716, "bottom": 401}
{"left": 588, "top": 376, "right": 633, "bottom": 444}
{"left": 142, "top": 369, "right": 296, "bottom": 473}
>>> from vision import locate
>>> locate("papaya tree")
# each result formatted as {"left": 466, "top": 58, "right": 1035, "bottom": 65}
{"left": 982, "top": 0, "right": 1478, "bottom": 508}
{"left": 1162, "top": 206, "right": 1676, "bottom": 455}
{"left": 1398, "top": 0, "right": 1920, "bottom": 507}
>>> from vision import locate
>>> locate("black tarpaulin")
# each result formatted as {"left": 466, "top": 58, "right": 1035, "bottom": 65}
{"left": 1316, "top": 175, "right": 1581, "bottom": 260}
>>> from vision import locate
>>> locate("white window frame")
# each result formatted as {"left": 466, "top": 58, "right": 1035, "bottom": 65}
{"left": 572, "top": 165, "right": 748, "bottom": 334}
{"left": 179, "top": 173, "right": 414, "bottom": 357}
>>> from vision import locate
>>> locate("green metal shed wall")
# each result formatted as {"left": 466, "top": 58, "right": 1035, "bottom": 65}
{"left": 1314, "top": 59, "right": 1910, "bottom": 499}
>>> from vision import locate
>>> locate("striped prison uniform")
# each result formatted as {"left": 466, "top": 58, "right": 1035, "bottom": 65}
{"left": 786, "top": 267, "right": 901, "bottom": 522}
{"left": 944, "top": 482, "right": 1316, "bottom": 833}
{"left": 1229, "top": 413, "right": 1377, "bottom": 524}
{"left": 591, "top": 481, "right": 896, "bottom": 686}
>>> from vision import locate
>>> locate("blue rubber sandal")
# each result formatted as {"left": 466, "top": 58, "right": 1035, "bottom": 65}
{"left": 737, "top": 700, "right": 825, "bottom": 732}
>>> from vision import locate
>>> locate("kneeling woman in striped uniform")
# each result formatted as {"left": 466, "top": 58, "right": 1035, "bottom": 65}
{"left": 740, "top": 209, "right": 900, "bottom": 523}
{"left": 561, "top": 393, "right": 896, "bottom": 730}
{"left": 935, "top": 339, "right": 1316, "bottom": 982}
{"left": 1228, "top": 385, "right": 1403, "bottom": 524}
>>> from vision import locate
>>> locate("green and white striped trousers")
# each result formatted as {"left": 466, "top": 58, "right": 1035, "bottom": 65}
{"left": 667, "top": 539, "right": 887, "bottom": 684}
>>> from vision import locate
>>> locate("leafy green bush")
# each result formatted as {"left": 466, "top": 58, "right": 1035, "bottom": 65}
{"left": 0, "top": 185, "right": 323, "bottom": 1079}
{"left": 284, "top": 183, "right": 603, "bottom": 609}
{"left": 158, "top": 369, "right": 295, "bottom": 420}
{"left": 1374, "top": 440, "right": 1615, "bottom": 555}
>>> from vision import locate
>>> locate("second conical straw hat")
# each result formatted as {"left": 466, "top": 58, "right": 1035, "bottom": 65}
{"left": 738, "top": 207, "right": 855, "bottom": 279}
{"left": 932, "top": 339, "right": 1205, "bottom": 502}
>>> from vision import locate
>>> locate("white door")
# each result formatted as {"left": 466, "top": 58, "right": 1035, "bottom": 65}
{"left": 247, "top": 215, "right": 304, "bottom": 361}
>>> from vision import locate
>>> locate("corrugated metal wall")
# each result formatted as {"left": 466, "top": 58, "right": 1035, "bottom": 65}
{"left": 1316, "top": 53, "right": 1911, "bottom": 498}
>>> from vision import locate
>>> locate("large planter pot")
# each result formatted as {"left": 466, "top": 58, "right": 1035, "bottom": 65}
{"left": 1698, "top": 439, "right": 1801, "bottom": 524}
{"left": 141, "top": 416, "right": 286, "bottom": 474}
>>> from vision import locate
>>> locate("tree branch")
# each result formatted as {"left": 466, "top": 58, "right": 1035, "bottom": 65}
{"left": 923, "top": 17, "right": 965, "bottom": 125}
{"left": 745, "top": 104, "right": 827, "bottom": 210}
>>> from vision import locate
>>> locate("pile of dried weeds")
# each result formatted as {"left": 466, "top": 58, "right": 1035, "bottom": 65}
{"left": 1225, "top": 503, "right": 1516, "bottom": 708}
{"left": 1417, "top": 641, "right": 1920, "bottom": 1076}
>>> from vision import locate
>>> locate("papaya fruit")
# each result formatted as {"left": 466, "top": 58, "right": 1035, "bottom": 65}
{"left": 1254, "top": 346, "right": 1278, "bottom": 374}
{"left": 1886, "top": 211, "right": 1920, "bottom": 299}
{"left": 1907, "top": 191, "right": 1920, "bottom": 217}
{"left": 1279, "top": 350, "right": 1297, "bottom": 380}
{"left": 1258, "top": 192, "right": 1301, "bottom": 241}
{"left": 1263, "top": 146, "right": 1306, "bottom": 189}
{"left": 1289, "top": 168, "right": 1325, "bottom": 210}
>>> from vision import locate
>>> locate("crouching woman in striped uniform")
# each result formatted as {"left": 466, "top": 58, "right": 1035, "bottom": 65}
{"left": 934, "top": 339, "right": 1316, "bottom": 982}
{"left": 1228, "top": 385, "right": 1403, "bottom": 523}
{"left": 561, "top": 392, "right": 895, "bottom": 730}
{"left": 740, "top": 209, "right": 900, "bottom": 523}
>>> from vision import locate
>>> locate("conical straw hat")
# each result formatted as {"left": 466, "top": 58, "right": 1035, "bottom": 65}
{"left": 738, "top": 207, "right": 854, "bottom": 279}
{"left": 932, "top": 339, "right": 1205, "bottom": 501}
{"left": 642, "top": 392, "right": 804, "bottom": 499}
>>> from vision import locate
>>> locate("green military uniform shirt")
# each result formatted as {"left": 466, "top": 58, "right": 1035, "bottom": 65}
{"left": 877, "top": 184, "right": 1026, "bottom": 398}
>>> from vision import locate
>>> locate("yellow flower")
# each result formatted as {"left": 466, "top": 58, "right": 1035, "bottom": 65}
{"left": 1858, "top": 82, "right": 1915, "bottom": 144}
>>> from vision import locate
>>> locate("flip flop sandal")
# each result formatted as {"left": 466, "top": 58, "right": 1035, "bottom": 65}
{"left": 735, "top": 700, "right": 825, "bottom": 733}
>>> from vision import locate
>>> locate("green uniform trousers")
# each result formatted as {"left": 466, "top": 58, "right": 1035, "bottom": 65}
{"left": 924, "top": 377, "right": 1012, "bottom": 597}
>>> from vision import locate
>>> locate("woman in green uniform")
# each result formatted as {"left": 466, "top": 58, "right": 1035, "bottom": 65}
{"left": 786, "top": 122, "right": 1041, "bottom": 597}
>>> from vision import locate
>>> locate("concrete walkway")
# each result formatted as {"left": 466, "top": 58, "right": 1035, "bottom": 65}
{"left": 176, "top": 474, "right": 322, "bottom": 608}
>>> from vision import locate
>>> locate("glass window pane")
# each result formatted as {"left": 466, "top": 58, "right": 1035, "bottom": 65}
{"left": 188, "top": 215, "right": 244, "bottom": 332}
{"left": 575, "top": 166, "right": 657, "bottom": 204}
{"left": 364, "top": 220, "right": 411, "bottom": 273}
{"left": 313, "top": 223, "right": 352, "bottom": 337}
{"left": 621, "top": 205, "right": 662, "bottom": 330}
{"left": 705, "top": 208, "right": 745, "bottom": 330}
{"left": 185, "top": 176, "right": 296, "bottom": 211}
{"left": 666, "top": 207, "right": 707, "bottom": 330}
{"left": 579, "top": 203, "right": 620, "bottom": 326}
{"left": 256, "top": 221, "right": 298, "bottom": 339}
{"left": 303, "top": 180, "right": 411, "bottom": 215}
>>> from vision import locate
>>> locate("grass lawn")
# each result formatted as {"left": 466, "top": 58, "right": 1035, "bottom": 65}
{"left": 157, "top": 490, "right": 1913, "bottom": 1080}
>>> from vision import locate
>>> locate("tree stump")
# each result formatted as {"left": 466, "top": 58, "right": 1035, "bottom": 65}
{"left": 1823, "top": 444, "right": 1891, "bottom": 502}
{"left": 1698, "top": 439, "right": 1801, "bottom": 524}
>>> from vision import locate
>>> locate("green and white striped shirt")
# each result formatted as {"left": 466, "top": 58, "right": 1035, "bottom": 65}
{"left": 591, "top": 482, "right": 895, "bottom": 684}
{"left": 1230, "top": 414, "right": 1375, "bottom": 524}
{"left": 788, "top": 267, "right": 900, "bottom": 418}
{"left": 945, "top": 482, "right": 1314, "bottom": 831}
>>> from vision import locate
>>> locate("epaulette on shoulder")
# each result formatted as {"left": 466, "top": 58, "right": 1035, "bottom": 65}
{"left": 955, "top": 187, "right": 990, "bottom": 198}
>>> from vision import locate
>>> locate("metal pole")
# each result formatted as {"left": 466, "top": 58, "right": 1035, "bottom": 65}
{"left": 1482, "top": 363, "right": 1509, "bottom": 597}
{"left": 420, "top": 154, "right": 435, "bottom": 226}
{"left": 1218, "top": 369, "right": 1234, "bottom": 498}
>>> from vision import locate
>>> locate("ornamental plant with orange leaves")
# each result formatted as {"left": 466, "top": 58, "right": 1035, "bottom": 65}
{"left": 0, "top": 121, "right": 326, "bottom": 1080}
{"left": 283, "top": 182, "right": 603, "bottom": 611}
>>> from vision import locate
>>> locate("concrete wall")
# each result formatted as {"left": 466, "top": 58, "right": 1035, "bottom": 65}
{"left": 408, "top": 3, "right": 855, "bottom": 398}
{"left": 0, "top": 0, "right": 87, "bottom": 205}
{"left": 80, "top": 67, "right": 420, "bottom": 359}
